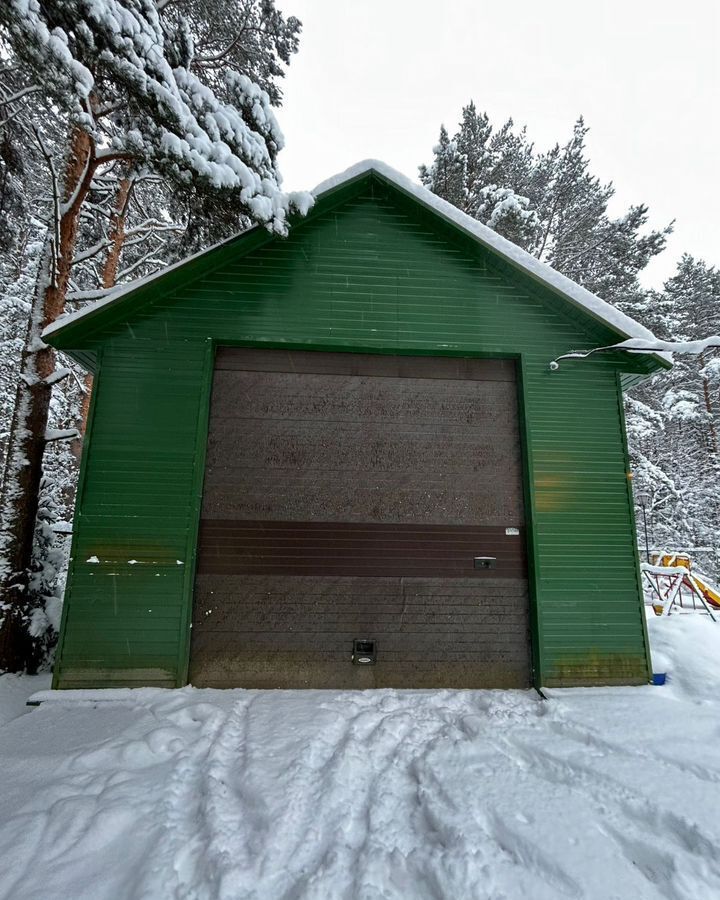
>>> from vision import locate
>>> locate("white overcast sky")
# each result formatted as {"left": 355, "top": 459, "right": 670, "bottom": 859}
{"left": 275, "top": 0, "right": 718, "bottom": 288}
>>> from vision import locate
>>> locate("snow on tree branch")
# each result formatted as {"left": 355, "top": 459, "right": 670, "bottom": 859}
{"left": 0, "top": 0, "right": 312, "bottom": 234}
{"left": 44, "top": 428, "right": 80, "bottom": 443}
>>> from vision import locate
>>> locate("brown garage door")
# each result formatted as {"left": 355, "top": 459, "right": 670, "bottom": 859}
{"left": 190, "top": 348, "right": 531, "bottom": 688}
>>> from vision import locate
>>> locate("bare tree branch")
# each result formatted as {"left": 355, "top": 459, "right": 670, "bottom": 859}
{"left": 116, "top": 242, "right": 165, "bottom": 280}
{"left": 193, "top": 30, "right": 247, "bottom": 66}
{"left": 0, "top": 83, "right": 41, "bottom": 107}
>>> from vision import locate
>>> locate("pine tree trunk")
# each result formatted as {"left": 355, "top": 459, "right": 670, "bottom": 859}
{"left": 101, "top": 175, "right": 131, "bottom": 290}
{"left": 0, "top": 127, "right": 93, "bottom": 673}
{"left": 75, "top": 173, "right": 132, "bottom": 446}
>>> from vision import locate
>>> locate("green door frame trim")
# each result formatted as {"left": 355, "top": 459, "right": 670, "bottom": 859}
{"left": 175, "top": 337, "right": 216, "bottom": 686}
{"left": 52, "top": 348, "right": 104, "bottom": 690}
{"left": 517, "top": 355, "right": 544, "bottom": 686}
{"left": 178, "top": 338, "right": 543, "bottom": 690}
{"left": 615, "top": 371, "right": 653, "bottom": 681}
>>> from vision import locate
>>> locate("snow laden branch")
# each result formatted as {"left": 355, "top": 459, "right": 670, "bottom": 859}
{"left": 0, "top": 84, "right": 42, "bottom": 129}
{"left": 549, "top": 335, "right": 720, "bottom": 370}
{"left": 72, "top": 221, "right": 184, "bottom": 267}
{"left": 0, "top": 0, "right": 313, "bottom": 235}
{"left": 65, "top": 288, "right": 114, "bottom": 303}
{"left": 44, "top": 428, "right": 80, "bottom": 444}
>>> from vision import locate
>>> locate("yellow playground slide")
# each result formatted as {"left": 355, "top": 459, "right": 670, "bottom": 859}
{"left": 692, "top": 573, "right": 720, "bottom": 609}
{"left": 650, "top": 553, "right": 720, "bottom": 610}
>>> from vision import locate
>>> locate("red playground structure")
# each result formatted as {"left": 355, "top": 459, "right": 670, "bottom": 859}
{"left": 642, "top": 552, "right": 719, "bottom": 619}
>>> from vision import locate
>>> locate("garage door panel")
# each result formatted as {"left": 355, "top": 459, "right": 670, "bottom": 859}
{"left": 193, "top": 574, "right": 528, "bottom": 630}
{"left": 192, "top": 574, "right": 530, "bottom": 689}
{"left": 211, "top": 370, "right": 519, "bottom": 428}
{"left": 188, "top": 647, "right": 528, "bottom": 690}
{"left": 190, "top": 349, "right": 531, "bottom": 689}
{"left": 193, "top": 627, "right": 529, "bottom": 649}
{"left": 214, "top": 347, "right": 517, "bottom": 382}
{"left": 206, "top": 419, "right": 518, "bottom": 473}
{"left": 201, "top": 469, "right": 521, "bottom": 525}
{"left": 196, "top": 521, "right": 526, "bottom": 577}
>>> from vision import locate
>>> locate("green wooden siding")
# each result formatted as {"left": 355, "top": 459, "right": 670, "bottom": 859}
{"left": 51, "top": 176, "right": 651, "bottom": 689}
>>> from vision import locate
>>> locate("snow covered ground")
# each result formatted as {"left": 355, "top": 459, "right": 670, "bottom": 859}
{"left": 1, "top": 612, "right": 719, "bottom": 900}
{"left": 0, "top": 672, "right": 50, "bottom": 727}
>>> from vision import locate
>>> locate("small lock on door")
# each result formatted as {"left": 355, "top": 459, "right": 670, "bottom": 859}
{"left": 473, "top": 556, "right": 496, "bottom": 570}
{"left": 352, "top": 639, "right": 376, "bottom": 665}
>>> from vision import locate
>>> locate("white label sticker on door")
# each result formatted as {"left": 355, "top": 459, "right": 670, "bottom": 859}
{"left": 505, "top": 527, "right": 520, "bottom": 535}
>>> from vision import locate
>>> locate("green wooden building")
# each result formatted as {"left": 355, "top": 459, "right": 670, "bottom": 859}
{"left": 44, "top": 160, "right": 668, "bottom": 691}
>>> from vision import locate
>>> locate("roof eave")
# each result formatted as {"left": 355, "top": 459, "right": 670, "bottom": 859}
{"left": 359, "top": 163, "right": 670, "bottom": 371}
{"left": 44, "top": 158, "right": 670, "bottom": 372}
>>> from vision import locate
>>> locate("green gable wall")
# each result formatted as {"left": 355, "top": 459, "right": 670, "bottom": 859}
{"left": 51, "top": 176, "right": 652, "bottom": 689}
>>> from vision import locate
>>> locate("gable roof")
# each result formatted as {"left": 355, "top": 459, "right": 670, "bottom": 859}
{"left": 42, "top": 159, "right": 669, "bottom": 367}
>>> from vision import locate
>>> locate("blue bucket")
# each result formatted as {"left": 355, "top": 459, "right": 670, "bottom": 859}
{"left": 652, "top": 673, "right": 667, "bottom": 685}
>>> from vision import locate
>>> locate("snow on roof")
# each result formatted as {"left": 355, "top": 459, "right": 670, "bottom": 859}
{"left": 43, "top": 158, "right": 668, "bottom": 364}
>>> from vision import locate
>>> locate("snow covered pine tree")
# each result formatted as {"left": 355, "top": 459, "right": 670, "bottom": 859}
{"left": 420, "top": 107, "right": 671, "bottom": 306}
{"left": 0, "top": 0, "right": 310, "bottom": 672}
{"left": 420, "top": 104, "right": 719, "bottom": 580}
{"left": 623, "top": 257, "right": 720, "bottom": 578}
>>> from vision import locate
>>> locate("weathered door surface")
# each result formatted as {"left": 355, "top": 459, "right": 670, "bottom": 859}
{"left": 190, "top": 348, "right": 531, "bottom": 688}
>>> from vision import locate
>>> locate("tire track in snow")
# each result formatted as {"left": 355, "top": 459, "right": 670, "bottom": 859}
{"left": 195, "top": 691, "right": 269, "bottom": 893}
{"left": 408, "top": 754, "right": 583, "bottom": 900}
{"left": 138, "top": 694, "right": 253, "bottom": 900}
{"left": 133, "top": 688, "right": 718, "bottom": 900}
{"left": 225, "top": 690, "right": 578, "bottom": 900}
{"left": 301, "top": 691, "right": 483, "bottom": 898}
{"left": 323, "top": 692, "right": 473, "bottom": 899}
{"left": 202, "top": 691, "right": 440, "bottom": 898}
{"left": 409, "top": 701, "right": 584, "bottom": 900}
{"left": 546, "top": 710, "right": 720, "bottom": 786}
{"left": 162, "top": 691, "right": 534, "bottom": 899}
{"left": 495, "top": 733, "right": 720, "bottom": 900}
